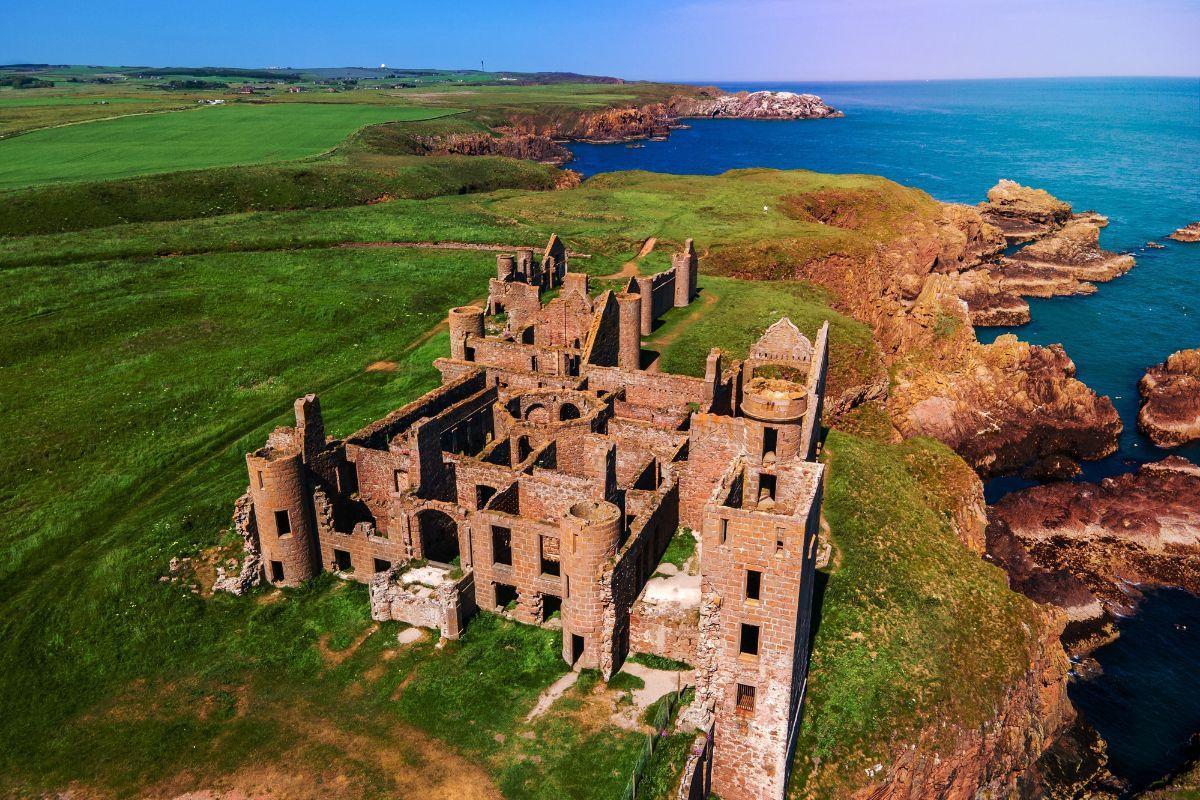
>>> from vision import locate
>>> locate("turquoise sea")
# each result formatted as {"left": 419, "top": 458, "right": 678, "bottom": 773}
{"left": 568, "top": 77, "right": 1200, "bottom": 791}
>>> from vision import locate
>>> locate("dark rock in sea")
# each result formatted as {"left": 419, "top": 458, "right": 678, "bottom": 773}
{"left": 987, "top": 457, "right": 1200, "bottom": 622}
{"left": 1139, "top": 349, "right": 1200, "bottom": 448}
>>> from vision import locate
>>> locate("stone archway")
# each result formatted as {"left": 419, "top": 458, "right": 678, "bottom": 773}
{"left": 417, "top": 509, "right": 460, "bottom": 564}
{"left": 560, "top": 403, "right": 581, "bottom": 421}
{"left": 525, "top": 403, "right": 549, "bottom": 423}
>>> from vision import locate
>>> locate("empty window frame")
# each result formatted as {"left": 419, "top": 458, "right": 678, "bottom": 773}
{"left": 270, "top": 560, "right": 284, "bottom": 582}
{"left": 373, "top": 558, "right": 392, "bottom": 574}
{"left": 718, "top": 518, "right": 729, "bottom": 546}
{"left": 333, "top": 548, "right": 352, "bottom": 571}
{"left": 274, "top": 509, "right": 291, "bottom": 536}
{"left": 492, "top": 526, "right": 513, "bottom": 566}
{"left": 745, "top": 569, "right": 762, "bottom": 602}
{"left": 739, "top": 623, "right": 761, "bottom": 657}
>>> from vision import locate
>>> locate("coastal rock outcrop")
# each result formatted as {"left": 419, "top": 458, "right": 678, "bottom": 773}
{"left": 978, "top": 179, "right": 1073, "bottom": 243}
{"left": 1139, "top": 349, "right": 1200, "bottom": 447}
{"left": 674, "top": 90, "right": 843, "bottom": 120}
{"left": 891, "top": 334, "right": 1122, "bottom": 478}
{"left": 1168, "top": 222, "right": 1200, "bottom": 242}
{"left": 986, "top": 457, "right": 1200, "bottom": 619}
{"left": 955, "top": 184, "right": 1134, "bottom": 325}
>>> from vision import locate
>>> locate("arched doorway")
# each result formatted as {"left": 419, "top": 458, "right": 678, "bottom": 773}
{"left": 525, "top": 404, "right": 549, "bottom": 423}
{"left": 417, "top": 509, "right": 460, "bottom": 564}
{"left": 560, "top": 403, "right": 581, "bottom": 421}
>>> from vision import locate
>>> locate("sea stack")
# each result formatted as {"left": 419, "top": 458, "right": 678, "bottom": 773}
{"left": 1139, "top": 349, "right": 1200, "bottom": 447}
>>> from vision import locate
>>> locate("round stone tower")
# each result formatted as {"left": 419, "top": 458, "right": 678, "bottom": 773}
{"left": 448, "top": 305, "right": 485, "bottom": 361}
{"left": 615, "top": 291, "right": 642, "bottom": 371}
{"left": 246, "top": 448, "right": 318, "bottom": 587}
{"left": 559, "top": 500, "right": 623, "bottom": 670}
{"left": 740, "top": 368, "right": 809, "bottom": 465}
{"left": 496, "top": 253, "right": 516, "bottom": 281}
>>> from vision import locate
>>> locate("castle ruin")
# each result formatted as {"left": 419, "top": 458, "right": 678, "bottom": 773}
{"left": 232, "top": 236, "right": 828, "bottom": 800}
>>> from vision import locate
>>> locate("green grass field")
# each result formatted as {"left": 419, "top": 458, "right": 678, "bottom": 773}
{"left": 0, "top": 102, "right": 462, "bottom": 188}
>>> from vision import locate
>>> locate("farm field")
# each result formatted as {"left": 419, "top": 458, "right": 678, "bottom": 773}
{"left": 0, "top": 102, "right": 461, "bottom": 188}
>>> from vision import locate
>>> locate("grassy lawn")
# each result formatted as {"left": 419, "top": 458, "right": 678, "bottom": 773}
{"left": 790, "top": 431, "right": 1046, "bottom": 797}
{"left": 0, "top": 103, "right": 462, "bottom": 188}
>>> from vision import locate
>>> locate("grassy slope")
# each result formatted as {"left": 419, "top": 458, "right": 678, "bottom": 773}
{"left": 791, "top": 431, "right": 1044, "bottom": 797}
{"left": 0, "top": 103, "right": 461, "bottom": 188}
{"left": 0, "top": 169, "right": 939, "bottom": 272}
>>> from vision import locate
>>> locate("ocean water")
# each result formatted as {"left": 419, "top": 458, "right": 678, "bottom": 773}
{"left": 568, "top": 77, "right": 1200, "bottom": 788}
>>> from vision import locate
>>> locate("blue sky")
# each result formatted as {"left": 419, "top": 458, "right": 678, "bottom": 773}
{"left": 3, "top": 0, "right": 1198, "bottom": 81}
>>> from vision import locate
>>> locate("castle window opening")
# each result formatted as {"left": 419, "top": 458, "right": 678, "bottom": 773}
{"left": 542, "top": 593, "right": 562, "bottom": 621}
{"left": 739, "top": 623, "right": 761, "bottom": 657}
{"left": 776, "top": 527, "right": 787, "bottom": 554}
{"left": 417, "top": 509, "right": 459, "bottom": 564}
{"left": 373, "top": 558, "right": 391, "bottom": 574}
{"left": 759, "top": 473, "right": 777, "bottom": 503}
{"left": 394, "top": 469, "right": 404, "bottom": 492}
{"left": 560, "top": 403, "right": 581, "bottom": 421}
{"left": 334, "top": 548, "right": 353, "bottom": 572}
{"left": 270, "top": 560, "right": 284, "bottom": 582}
{"left": 256, "top": 470, "right": 264, "bottom": 489}
{"left": 736, "top": 683, "right": 757, "bottom": 714}
{"left": 495, "top": 582, "right": 518, "bottom": 611}
{"left": 274, "top": 509, "right": 291, "bottom": 536}
{"left": 476, "top": 485, "right": 496, "bottom": 510}
{"left": 745, "top": 569, "right": 762, "bottom": 602}
{"left": 492, "top": 526, "right": 513, "bottom": 566}
{"left": 540, "top": 535, "right": 560, "bottom": 576}
{"left": 762, "top": 427, "right": 778, "bottom": 461}
{"left": 719, "top": 518, "right": 729, "bottom": 546}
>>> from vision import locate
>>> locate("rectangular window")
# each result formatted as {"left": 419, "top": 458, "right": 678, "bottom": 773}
{"left": 745, "top": 569, "right": 762, "bottom": 602}
{"left": 736, "top": 683, "right": 756, "bottom": 713}
{"left": 257, "top": 470, "right": 264, "bottom": 489}
{"left": 394, "top": 469, "right": 404, "bottom": 492}
{"left": 270, "top": 560, "right": 284, "bottom": 582}
{"left": 373, "top": 558, "right": 392, "bottom": 574}
{"left": 776, "top": 527, "right": 787, "bottom": 554}
{"left": 334, "top": 548, "right": 352, "bottom": 571}
{"left": 274, "top": 509, "right": 291, "bottom": 536}
{"left": 762, "top": 427, "right": 777, "bottom": 459}
{"left": 759, "top": 473, "right": 777, "bottom": 502}
{"left": 540, "top": 536, "right": 560, "bottom": 577}
{"left": 739, "top": 623, "right": 760, "bottom": 657}
{"left": 718, "top": 518, "right": 729, "bottom": 546}
{"left": 492, "top": 526, "right": 513, "bottom": 566}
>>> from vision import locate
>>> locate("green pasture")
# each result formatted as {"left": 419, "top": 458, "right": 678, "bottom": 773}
{"left": 0, "top": 102, "right": 463, "bottom": 188}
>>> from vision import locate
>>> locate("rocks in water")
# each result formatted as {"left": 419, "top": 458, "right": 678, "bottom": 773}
{"left": 986, "top": 457, "right": 1200, "bottom": 621}
{"left": 954, "top": 183, "right": 1133, "bottom": 326}
{"left": 978, "top": 179, "right": 1073, "bottom": 243}
{"left": 1147, "top": 241, "right": 1166, "bottom": 249}
{"left": 1168, "top": 222, "right": 1200, "bottom": 242}
{"left": 1139, "top": 349, "right": 1200, "bottom": 447}
{"left": 676, "top": 90, "right": 843, "bottom": 120}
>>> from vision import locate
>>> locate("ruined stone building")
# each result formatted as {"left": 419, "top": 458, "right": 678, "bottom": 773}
{"left": 232, "top": 235, "right": 829, "bottom": 800}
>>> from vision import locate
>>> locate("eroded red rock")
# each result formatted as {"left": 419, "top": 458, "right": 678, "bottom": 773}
{"left": 1139, "top": 349, "right": 1200, "bottom": 447}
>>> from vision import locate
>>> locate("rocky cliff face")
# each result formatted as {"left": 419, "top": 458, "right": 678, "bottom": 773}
{"left": 850, "top": 608, "right": 1076, "bottom": 800}
{"left": 738, "top": 192, "right": 1121, "bottom": 478}
{"left": 413, "top": 131, "right": 573, "bottom": 165}
{"left": 978, "top": 178, "right": 1073, "bottom": 243}
{"left": 1139, "top": 349, "right": 1200, "bottom": 447}
{"left": 987, "top": 457, "right": 1200, "bottom": 620}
